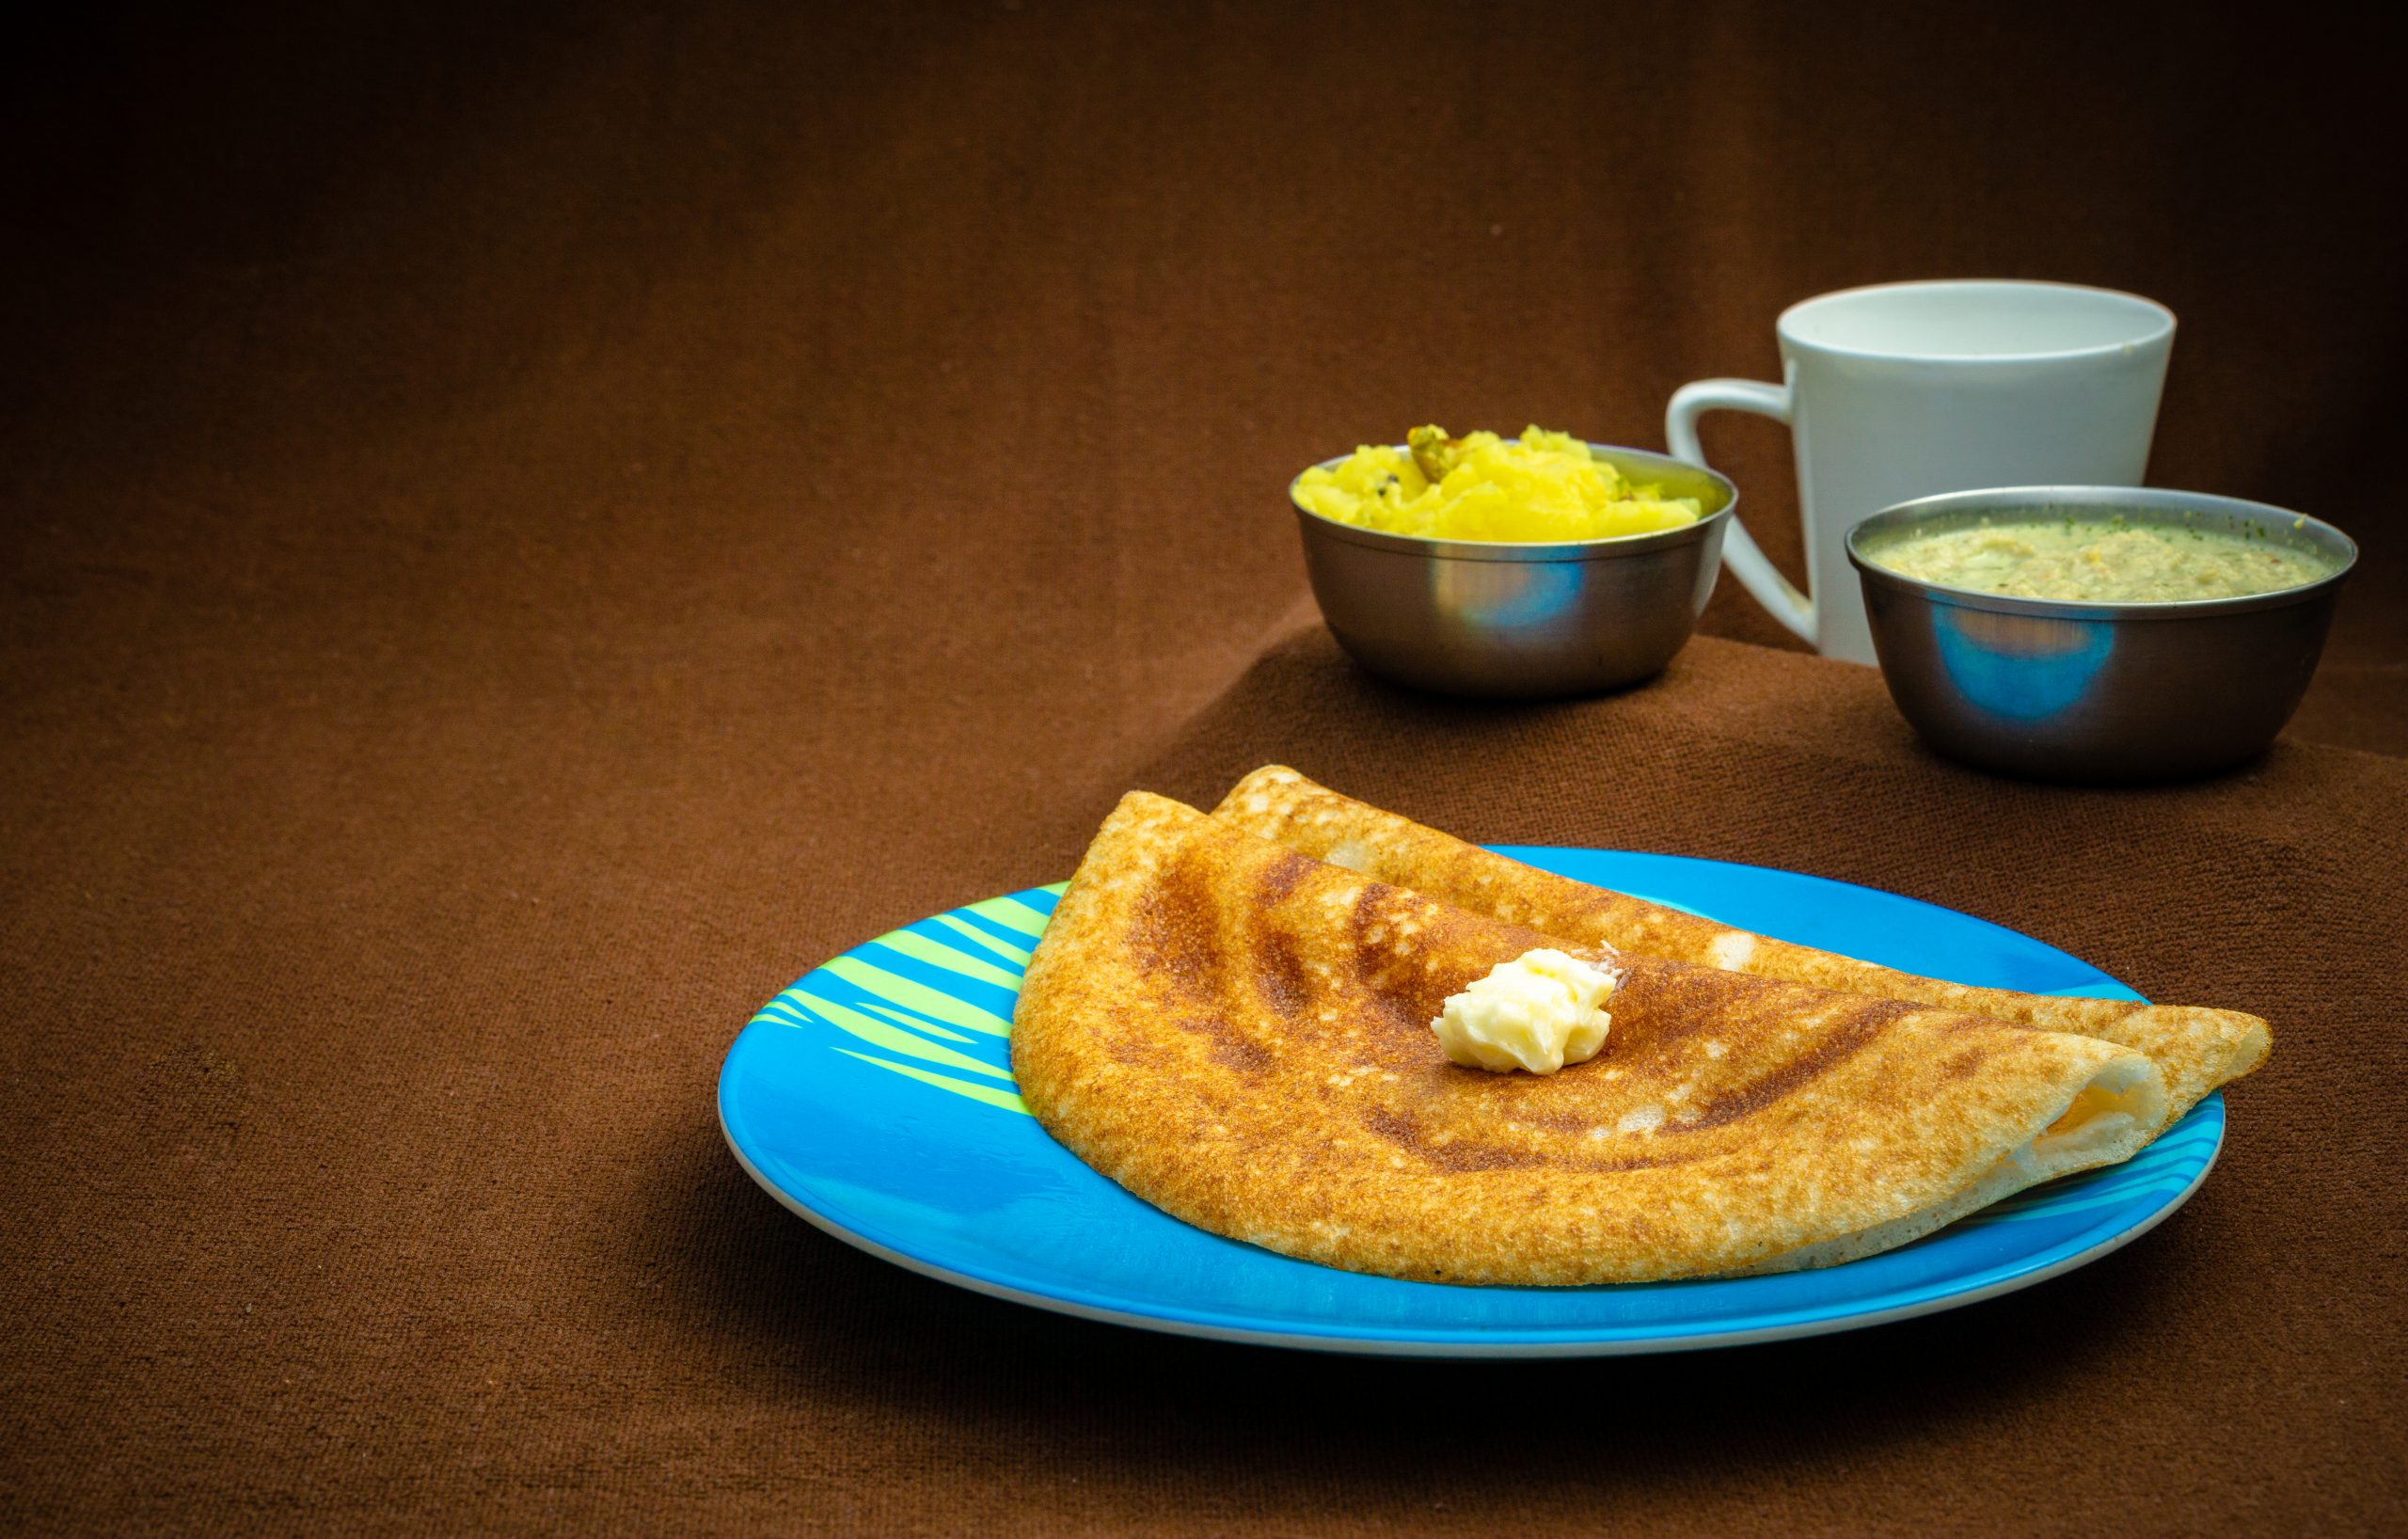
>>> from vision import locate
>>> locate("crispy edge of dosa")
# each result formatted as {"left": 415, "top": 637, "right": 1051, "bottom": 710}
{"left": 1738, "top": 1051, "right": 2164, "bottom": 1274}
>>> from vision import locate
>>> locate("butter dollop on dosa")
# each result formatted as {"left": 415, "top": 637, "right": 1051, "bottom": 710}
{"left": 1011, "top": 792, "right": 2168, "bottom": 1287}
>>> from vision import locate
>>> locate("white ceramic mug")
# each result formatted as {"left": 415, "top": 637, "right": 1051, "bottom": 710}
{"left": 1666, "top": 279, "right": 2175, "bottom": 663}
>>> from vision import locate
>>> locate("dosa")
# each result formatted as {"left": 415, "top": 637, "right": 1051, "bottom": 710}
{"left": 1013, "top": 792, "right": 2166, "bottom": 1285}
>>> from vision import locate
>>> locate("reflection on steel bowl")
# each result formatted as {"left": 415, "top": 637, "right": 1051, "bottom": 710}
{"left": 1847, "top": 486, "right": 2356, "bottom": 783}
{"left": 1290, "top": 444, "right": 1736, "bottom": 699}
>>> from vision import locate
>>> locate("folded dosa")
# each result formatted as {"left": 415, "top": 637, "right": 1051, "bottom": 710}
{"left": 1013, "top": 792, "right": 2167, "bottom": 1286}
{"left": 1212, "top": 767, "right": 2267, "bottom": 1129}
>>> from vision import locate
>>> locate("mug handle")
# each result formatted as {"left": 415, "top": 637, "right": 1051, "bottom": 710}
{"left": 1665, "top": 378, "right": 1814, "bottom": 644}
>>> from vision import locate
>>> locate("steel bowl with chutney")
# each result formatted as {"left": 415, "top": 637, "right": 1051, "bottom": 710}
{"left": 1847, "top": 486, "right": 2357, "bottom": 783}
{"left": 1290, "top": 444, "right": 1736, "bottom": 698}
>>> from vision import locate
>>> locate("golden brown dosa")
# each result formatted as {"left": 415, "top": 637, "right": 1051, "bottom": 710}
{"left": 1012, "top": 791, "right": 2167, "bottom": 1286}
{"left": 1212, "top": 766, "right": 2268, "bottom": 1129}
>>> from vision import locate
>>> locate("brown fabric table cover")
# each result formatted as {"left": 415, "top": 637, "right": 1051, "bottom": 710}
{"left": 8, "top": 627, "right": 2406, "bottom": 1536}
{"left": 7, "top": 2, "right": 2407, "bottom": 1533}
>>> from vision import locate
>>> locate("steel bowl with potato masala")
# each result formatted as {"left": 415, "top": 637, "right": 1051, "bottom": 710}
{"left": 1290, "top": 427, "right": 1737, "bottom": 699}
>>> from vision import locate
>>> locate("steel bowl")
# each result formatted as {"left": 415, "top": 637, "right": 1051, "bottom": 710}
{"left": 1290, "top": 444, "right": 1736, "bottom": 698}
{"left": 1847, "top": 486, "right": 2357, "bottom": 783}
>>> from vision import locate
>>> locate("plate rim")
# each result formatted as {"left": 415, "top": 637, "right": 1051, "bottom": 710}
{"left": 719, "top": 1097, "right": 2217, "bottom": 1357}
{"left": 720, "top": 847, "right": 2226, "bottom": 1357}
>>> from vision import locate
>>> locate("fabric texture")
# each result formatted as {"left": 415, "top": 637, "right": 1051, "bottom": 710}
{"left": 4, "top": 1, "right": 2405, "bottom": 1533}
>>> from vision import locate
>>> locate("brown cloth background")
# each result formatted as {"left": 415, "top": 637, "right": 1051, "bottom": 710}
{"left": 5, "top": 2, "right": 2405, "bottom": 1533}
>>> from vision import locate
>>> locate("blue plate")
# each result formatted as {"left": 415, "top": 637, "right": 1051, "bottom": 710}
{"left": 719, "top": 848, "right": 2222, "bottom": 1356}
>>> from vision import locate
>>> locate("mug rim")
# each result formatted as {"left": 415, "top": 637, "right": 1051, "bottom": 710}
{"left": 1776, "top": 278, "right": 2176, "bottom": 366}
